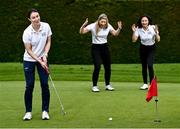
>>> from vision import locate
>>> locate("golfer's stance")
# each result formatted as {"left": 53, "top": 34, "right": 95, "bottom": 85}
{"left": 80, "top": 13, "right": 122, "bottom": 92}
{"left": 132, "top": 15, "right": 160, "bottom": 90}
{"left": 22, "top": 8, "right": 52, "bottom": 120}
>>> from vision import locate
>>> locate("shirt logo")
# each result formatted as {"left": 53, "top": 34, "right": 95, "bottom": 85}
{"left": 148, "top": 31, "right": 152, "bottom": 35}
{"left": 42, "top": 32, "right": 46, "bottom": 36}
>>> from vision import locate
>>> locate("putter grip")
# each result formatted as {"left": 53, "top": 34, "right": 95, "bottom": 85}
{"left": 41, "top": 57, "right": 49, "bottom": 74}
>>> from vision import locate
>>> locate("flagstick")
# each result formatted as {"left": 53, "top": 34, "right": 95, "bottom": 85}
{"left": 154, "top": 97, "right": 161, "bottom": 122}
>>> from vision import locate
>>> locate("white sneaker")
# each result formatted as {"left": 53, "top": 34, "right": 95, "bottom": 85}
{"left": 106, "top": 85, "right": 114, "bottom": 91}
{"left": 42, "top": 111, "right": 50, "bottom": 120}
{"left": 140, "top": 84, "right": 148, "bottom": 90}
{"left": 23, "top": 112, "right": 32, "bottom": 120}
{"left": 92, "top": 86, "right": 100, "bottom": 92}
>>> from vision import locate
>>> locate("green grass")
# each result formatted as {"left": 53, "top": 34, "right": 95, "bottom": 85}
{"left": 0, "top": 63, "right": 180, "bottom": 128}
{"left": 0, "top": 81, "right": 180, "bottom": 128}
{"left": 0, "top": 63, "right": 180, "bottom": 82}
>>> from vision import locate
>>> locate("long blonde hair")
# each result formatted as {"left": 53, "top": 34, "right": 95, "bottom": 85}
{"left": 96, "top": 13, "right": 109, "bottom": 35}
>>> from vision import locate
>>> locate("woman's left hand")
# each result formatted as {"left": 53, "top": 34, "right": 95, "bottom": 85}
{"left": 42, "top": 55, "right": 47, "bottom": 64}
{"left": 117, "top": 21, "right": 122, "bottom": 29}
{"left": 154, "top": 24, "right": 159, "bottom": 34}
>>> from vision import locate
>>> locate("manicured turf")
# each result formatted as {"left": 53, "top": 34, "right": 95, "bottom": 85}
{"left": 0, "top": 63, "right": 180, "bottom": 83}
{"left": 0, "top": 63, "right": 180, "bottom": 128}
{"left": 0, "top": 81, "right": 180, "bottom": 128}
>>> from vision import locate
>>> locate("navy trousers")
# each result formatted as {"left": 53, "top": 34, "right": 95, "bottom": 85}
{"left": 23, "top": 61, "right": 50, "bottom": 112}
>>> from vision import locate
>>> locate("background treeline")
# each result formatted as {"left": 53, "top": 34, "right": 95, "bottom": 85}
{"left": 0, "top": 0, "right": 179, "bottom": 64}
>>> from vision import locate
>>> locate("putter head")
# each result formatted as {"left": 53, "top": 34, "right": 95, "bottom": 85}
{"left": 154, "top": 119, "right": 161, "bottom": 122}
{"left": 61, "top": 110, "right": 66, "bottom": 115}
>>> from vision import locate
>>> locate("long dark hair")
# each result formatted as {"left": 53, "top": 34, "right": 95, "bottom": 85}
{"left": 136, "top": 14, "right": 152, "bottom": 28}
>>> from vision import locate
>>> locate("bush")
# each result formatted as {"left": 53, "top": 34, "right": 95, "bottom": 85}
{"left": 0, "top": 0, "right": 179, "bottom": 64}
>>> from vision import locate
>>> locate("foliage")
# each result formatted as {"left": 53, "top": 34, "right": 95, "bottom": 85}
{"left": 0, "top": 0, "right": 179, "bottom": 64}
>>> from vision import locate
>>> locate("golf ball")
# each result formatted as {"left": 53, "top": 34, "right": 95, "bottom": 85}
{"left": 109, "top": 117, "right": 112, "bottom": 121}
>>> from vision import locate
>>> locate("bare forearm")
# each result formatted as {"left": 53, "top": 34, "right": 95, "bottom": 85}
{"left": 44, "top": 37, "right": 51, "bottom": 56}
{"left": 79, "top": 24, "right": 88, "bottom": 34}
{"left": 24, "top": 43, "right": 41, "bottom": 63}
{"left": 80, "top": 18, "right": 89, "bottom": 34}
{"left": 27, "top": 49, "right": 41, "bottom": 63}
{"left": 114, "top": 28, "right": 121, "bottom": 36}
{"left": 79, "top": 25, "right": 85, "bottom": 34}
{"left": 132, "top": 32, "right": 138, "bottom": 42}
{"left": 155, "top": 33, "right": 160, "bottom": 42}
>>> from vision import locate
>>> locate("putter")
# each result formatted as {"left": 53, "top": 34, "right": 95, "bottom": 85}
{"left": 48, "top": 74, "right": 66, "bottom": 115}
{"left": 41, "top": 58, "right": 66, "bottom": 115}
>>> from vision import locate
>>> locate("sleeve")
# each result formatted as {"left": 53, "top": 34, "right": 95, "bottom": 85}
{"left": 151, "top": 25, "right": 156, "bottom": 35}
{"left": 22, "top": 30, "right": 31, "bottom": 44}
{"left": 47, "top": 23, "right": 52, "bottom": 36}
{"left": 108, "top": 23, "right": 115, "bottom": 32}
{"left": 151, "top": 25, "right": 155, "bottom": 30}
{"left": 85, "top": 23, "right": 94, "bottom": 31}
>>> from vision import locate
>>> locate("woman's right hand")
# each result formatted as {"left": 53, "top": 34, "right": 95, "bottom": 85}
{"left": 80, "top": 18, "right": 89, "bottom": 34}
{"left": 132, "top": 24, "right": 137, "bottom": 32}
{"left": 131, "top": 24, "right": 138, "bottom": 42}
{"left": 83, "top": 18, "right": 88, "bottom": 26}
{"left": 39, "top": 59, "right": 49, "bottom": 73}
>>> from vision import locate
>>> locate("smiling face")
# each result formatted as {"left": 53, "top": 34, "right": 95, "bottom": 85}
{"left": 141, "top": 16, "right": 149, "bottom": 29}
{"left": 29, "top": 11, "right": 40, "bottom": 26}
{"left": 98, "top": 18, "right": 107, "bottom": 28}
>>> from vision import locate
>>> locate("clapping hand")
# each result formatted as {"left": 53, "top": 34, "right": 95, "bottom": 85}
{"left": 154, "top": 24, "right": 159, "bottom": 34}
{"left": 132, "top": 24, "right": 138, "bottom": 32}
{"left": 117, "top": 21, "right": 122, "bottom": 29}
{"left": 83, "top": 18, "right": 88, "bottom": 26}
{"left": 41, "top": 57, "right": 49, "bottom": 74}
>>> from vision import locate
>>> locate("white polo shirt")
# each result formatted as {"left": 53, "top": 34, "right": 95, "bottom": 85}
{"left": 85, "top": 22, "right": 114, "bottom": 44}
{"left": 134, "top": 25, "right": 156, "bottom": 46}
{"left": 22, "top": 22, "right": 52, "bottom": 62}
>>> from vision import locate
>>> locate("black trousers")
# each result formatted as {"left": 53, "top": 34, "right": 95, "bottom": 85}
{"left": 91, "top": 43, "right": 111, "bottom": 86}
{"left": 140, "top": 44, "right": 156, "bottom": 84}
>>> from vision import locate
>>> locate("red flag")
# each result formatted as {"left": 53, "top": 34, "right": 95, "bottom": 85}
{"left": 146, "top": 77, "right": 158, "bottom": 102}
